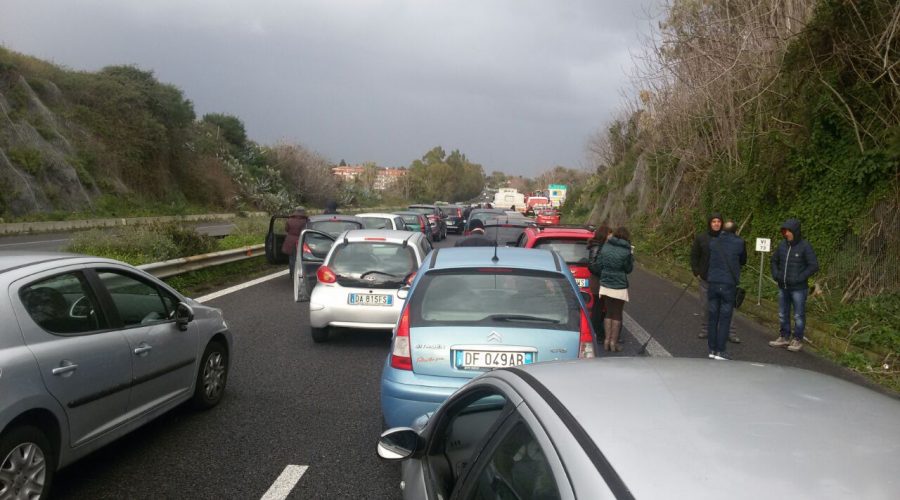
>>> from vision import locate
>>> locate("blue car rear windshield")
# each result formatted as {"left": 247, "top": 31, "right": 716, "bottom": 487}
{"left": 409, "top": 269, "right": 580, "bottom": 331}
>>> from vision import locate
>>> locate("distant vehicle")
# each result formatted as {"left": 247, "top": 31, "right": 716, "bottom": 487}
{"left": 0, "top": 252, "right": 232, "bottom": 499}
{"left": 380, "top": 246, "right": 594, "bottom": 428}
{"left": 356, "top": 213, "right": 408, "bottom": 231}
{"left": 294, "top": 215, "right": 366, "bottom": 300}
{"left": 481, "top": 218, "right": 536, "bottom": 247}
{"left": 518, "top": 225, "right": 595, "bottom": 313}
{"left": 407, "top": 205, "right": 447, "bottom": 241}
{"left": 394, "top": 211, "right": 434, "bottom": 243}
{"left": 493, "top": 188, "right": 525, "bottom": 211}
{"left": 463, "top": 208, "right": 507, "bottom": 235}
{"left": 441, "top": 205, "right": 466, "bottom": 234}
{"left": 524, "top": 195, "right": 550, "bottom": 215}
{"left": 535, "top": 208, "right": 560, "bottom": 226}
{"left": 379, "top": 358, "right": 900, "bottom": 499}
{"left": 301, "top": 230, "right": 431, "bottom": 342}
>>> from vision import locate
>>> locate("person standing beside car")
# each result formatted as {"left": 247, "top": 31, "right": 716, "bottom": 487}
{"left": 768, "top": 218, "right": 819, "bottom": 352}
{"left": 706, "top": 220, "right": 747, "bottom": 360}
{"left": 595, "top": 227, "right": 633, "bottom": 352}
{"left": 587, "top": 224, "right": 612, "bottom": 337}
{"left": 282, "top": 207, "right": 308, "bottom": 277}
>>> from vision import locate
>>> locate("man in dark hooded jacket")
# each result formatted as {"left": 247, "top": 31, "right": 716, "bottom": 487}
{"left": 768, "top": 219, "right": 818, "bottom": 352}
{"left": 690, "top": 213, "right": 739, "bottom": 342}
{"left": 706, "top": 221, "right": 747, "bottom": 360}
{"left": 323, "top": 200, "right": 339, "bottom": 214}
{"left": 455, "top": 219, "right": 495, "bottom": 247}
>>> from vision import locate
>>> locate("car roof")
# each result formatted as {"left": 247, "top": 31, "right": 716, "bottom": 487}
{"left": 408, "top": 204, "right": 437, "bottom": 209}
{"left": 337, "top": 229, "right": 422, "bottom": 244}
{"left": 307, "top": 214, "right": 364, "bottom": 223}
{"left": 355, "top": 213, "right": 400, "bottom": 219}
{"left": 430, "top": 247, "right": 561, "bottom": 272}
{"left": 502, "top": 358, "right": 900, "bottom": 498}
{"left": 394, "top": 211, "right": 426, "bottom": 217}
{"left": 0, "top": 251, "right": 83, "bottom": 274}
{"left": 531, "top": 227, "right": 594, "bottom": 238}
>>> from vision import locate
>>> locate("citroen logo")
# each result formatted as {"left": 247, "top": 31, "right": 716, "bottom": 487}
{"left": 487, "top": 331, "right": 502, "bottom": 343}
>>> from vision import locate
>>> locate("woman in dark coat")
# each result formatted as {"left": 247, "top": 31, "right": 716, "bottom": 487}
{"left": 587, "top": 224, "right": 612, "bottom": 336}
{"left": 282, "top": 207, "right": 308, "bottom": 276}
{"left": 595, "top": 226, "right": 633, "bottom": 352}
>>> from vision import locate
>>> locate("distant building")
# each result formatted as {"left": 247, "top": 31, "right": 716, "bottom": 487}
{"left": 332, "top": 165, "right": 365, "bottom": 180}
{"left": 374, "top": 167, "right": 407, "bottom": 191}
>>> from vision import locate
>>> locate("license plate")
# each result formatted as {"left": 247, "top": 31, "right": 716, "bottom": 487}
{"left": 348, "top": 293, "right": 393, "bottom": 306}
{"left": 576, "top": 278, "right": 588, "bottom": 288}
{"left": 455, "top": 350, "right": 534, "bottom": 370}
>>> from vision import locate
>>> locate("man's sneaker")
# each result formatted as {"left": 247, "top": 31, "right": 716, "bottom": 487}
{"left": 698, "top": 332, "right": 708, "bottom": 339}
{"left": 713, "top": 352, "right": 732, "bottom": 361}
{"left": 708, "top": 351, "right": 716, "bottom": 359}
{"left": 728, "top": 335, "right": 741, "bottom": 344}
{"left": 787, "top": 339, "right": 804, "bottom": 352}
{"left": 769, "top": 337, "right": 790, "bottom": 348}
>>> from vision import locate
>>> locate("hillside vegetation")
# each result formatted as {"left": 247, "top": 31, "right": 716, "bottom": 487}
{"left": 565, "top": 0, "right": 898, "bottom": 372}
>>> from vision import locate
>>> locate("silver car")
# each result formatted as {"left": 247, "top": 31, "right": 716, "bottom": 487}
{"left": 0, "top": 252, "right": 232, "bottom": 499}
{"left": 304, "top": 230, "right": 431, "bottom": 342}
{"left": 379, "top": 358, "right": 900, "bottom": 499}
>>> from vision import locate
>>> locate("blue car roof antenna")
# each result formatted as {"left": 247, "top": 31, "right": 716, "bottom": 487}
{"left": 492, "top": 224, "right": 500, "bottom": 263}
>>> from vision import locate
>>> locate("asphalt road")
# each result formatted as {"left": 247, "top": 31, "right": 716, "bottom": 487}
{"left": 49, "top": 233, "right": 884, "bottom": 499}
{"left": 0, "top": 222, "right": 234, "bottom": 253}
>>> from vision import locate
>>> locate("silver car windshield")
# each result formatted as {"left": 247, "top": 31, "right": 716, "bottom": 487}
{"left": 410, "top": 270, "right": 579, "bottom": 330}
{"left": 330, "top": 242, "right": 417, "bottom": 287}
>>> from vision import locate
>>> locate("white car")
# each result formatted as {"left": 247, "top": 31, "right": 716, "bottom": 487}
{"left": 301, "top": 230, "right": 432, "bottom": 342}
{"left": 355, "top": 213, "right": 409, "bottom": 231}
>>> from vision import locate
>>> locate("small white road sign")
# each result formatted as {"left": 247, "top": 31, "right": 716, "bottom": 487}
{"left": 756, "top": 237, "right": 771, "bottom": 252}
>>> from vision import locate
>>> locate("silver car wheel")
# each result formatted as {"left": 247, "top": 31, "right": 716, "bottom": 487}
{"left": 203, "top": 352, "right": 226, "bottom": 399}
{"left": 0, "top": 442, "right": 46, "bottom": 500}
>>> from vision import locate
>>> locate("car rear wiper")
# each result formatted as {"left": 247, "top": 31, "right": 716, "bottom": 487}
{"left": 487, "top": 314, "right": 560, "bottom": 324}
{"left": 360, "top": 270, "right": 402, "bottom": 279}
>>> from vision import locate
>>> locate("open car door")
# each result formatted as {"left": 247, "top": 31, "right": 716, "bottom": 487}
{"left": 265, "top": 215, "right": 290, "bottom": 264}
{"left": 297, "top": 229, "right": 336, "bottom": 301}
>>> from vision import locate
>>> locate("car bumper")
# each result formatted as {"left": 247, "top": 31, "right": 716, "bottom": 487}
{"left": 380, "top": 361, "right": 469, "bottom": 428}
{"left": 309, "top": 285, "right": 404, "bottom": 329}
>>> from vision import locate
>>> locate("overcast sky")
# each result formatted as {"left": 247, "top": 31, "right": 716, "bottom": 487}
{"left": 1, "top": 0, "right": 659, "bottom": 176}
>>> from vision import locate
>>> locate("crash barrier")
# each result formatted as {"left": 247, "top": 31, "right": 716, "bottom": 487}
{"left": 0, "top": 212, "right": 269, "bottom": 235}
{"left": 138, "top": 244, "right": 265, "bottom": 278}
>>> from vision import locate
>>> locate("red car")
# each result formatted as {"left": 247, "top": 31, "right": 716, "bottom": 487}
{"left": 518, "top": 226, "right": 595, "bottom": 313}
{"left": 535, "top": 208, "right": 560, "bottom": 226}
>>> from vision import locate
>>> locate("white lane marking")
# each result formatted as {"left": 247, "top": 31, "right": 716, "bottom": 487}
{"left": 0, "top": 238, "right": 70, "bottom": 248}
{"left": 260, "top": 465, "right": 308, "bottom": 500}
{"left": 623, "top": 312, "right": 672, "bottom": 357}
{"left": 195, "top": 269, "right": 289, "bottom": 303}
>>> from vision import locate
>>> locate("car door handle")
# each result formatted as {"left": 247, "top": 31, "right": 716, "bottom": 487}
{"left": 133, "top": 344, "right": 153, "bottom": 355}
{"left": 52, "top": 363, "right": 79, "bottom": 376}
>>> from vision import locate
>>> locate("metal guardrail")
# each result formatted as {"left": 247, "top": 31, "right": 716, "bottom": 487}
{"left": 138, "top": 244, "right": 265, "bottom": 278}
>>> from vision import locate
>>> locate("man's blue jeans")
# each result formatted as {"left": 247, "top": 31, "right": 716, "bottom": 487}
{"left": 778, "top": 287, "right": 808, "bottom": 340}
{"left": 707, "top": 283, "right": 736, "bottom": 353}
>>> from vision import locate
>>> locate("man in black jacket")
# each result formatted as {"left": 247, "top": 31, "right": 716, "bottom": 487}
{"left": 690, "top": 213, "right": 739, "bottom": 342}
{"left": 768, "top": 219, "right": 819, "bottom": 352}
{"left": 455, "top": 219, "right": 496, "bottom": 247}
{"left": 706, "top": 221, "right": 747, "bottom": 360}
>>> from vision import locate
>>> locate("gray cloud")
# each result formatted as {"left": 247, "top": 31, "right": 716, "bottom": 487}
{"left": 1, "top": 0, "right": 658, "bottom": 176}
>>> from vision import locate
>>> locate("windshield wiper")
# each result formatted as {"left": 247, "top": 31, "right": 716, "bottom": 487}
{"left": 487, "top": 314, "right": 560, "bottom": 324}
{"left": 359, "top": 271, "right": 402, "bottom": 279}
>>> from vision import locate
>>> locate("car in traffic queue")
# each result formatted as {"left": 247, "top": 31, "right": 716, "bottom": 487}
{"left": 378, "top": 358, "right": 900, "bottom": 499}
{"left": 380, "top": 246, "right": 595, "bottom": 428}
{"left": 481, "top": 217, "right": 537, "bottom": 247}
{"left": 302, "top": 230, "right": 432, "bottom": 342}
{"left": 517, "top": 225, "right": 596, "bottom": 314}
{"left": 293, "top": 214, "right": 366, "bottom": 301}
{"left": 407, "top": 205, "right": 447, "bottom": 241}
{"left": 462, "top": 208, "right": 507, "bottom": 235}
{"left": 0, "top": 252, "right": 232, "bottom": 499}
{"left": 535, "top": 207, "right": 561, "bottom": 226}
{"left": 440, "top": 204, "right": 466, "bottom": 234}
{"left": 394, "top": 211, "right": 435, "bottom": 243}
{"left": 356, "top": 213, "right": 408, "bottom": 231}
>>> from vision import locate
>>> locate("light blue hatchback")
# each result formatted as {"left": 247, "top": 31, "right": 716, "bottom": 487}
{"left": 380, "top": 246, "right": 596, "bottom": 428}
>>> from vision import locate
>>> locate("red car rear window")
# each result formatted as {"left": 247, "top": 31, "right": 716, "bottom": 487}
{"left": 533, "top": 238, "right": 590, "bottom": 264}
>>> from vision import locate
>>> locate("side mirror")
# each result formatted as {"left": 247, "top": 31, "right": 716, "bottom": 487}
{"left": 175, "top": 302, "right": 194, "bottom": 331}
{"left": 397, "top": 286, "right": 410, "bottom": 300}
{"left": 377, "top": 427, "right": 421, "bottom": 460}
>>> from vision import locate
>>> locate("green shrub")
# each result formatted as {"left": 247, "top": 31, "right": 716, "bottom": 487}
{"left": 7, "top": 147, "right": 43, "bottom": 175}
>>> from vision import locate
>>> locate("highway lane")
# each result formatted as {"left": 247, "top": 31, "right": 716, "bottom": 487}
{"left": 48, "top": 232, "right": 884, "bottom": 499}
{"left": 0, "top": 222, "right": 235, "bottom": 253}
